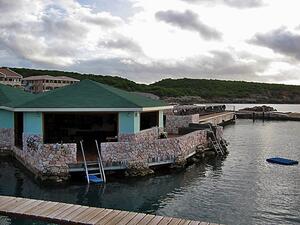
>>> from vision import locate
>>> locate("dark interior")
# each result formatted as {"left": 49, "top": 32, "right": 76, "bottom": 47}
{"left": 140, "top": 111, "right": 159, "bottom": 130}
{"left": 14, "top": 112, "right": 23, "bottom": 148}
{"left": 44, "top": 112, "right": 118, "bottom": 161}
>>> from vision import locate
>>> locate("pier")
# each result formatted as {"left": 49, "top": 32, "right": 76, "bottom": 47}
{"left": 0, "top": 195, "right": 224, "bottom": 225}
{"left": 199, "top": 112, "right": 235, "bottom": 125}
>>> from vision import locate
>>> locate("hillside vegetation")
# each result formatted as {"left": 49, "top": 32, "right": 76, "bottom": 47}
{"left": 12, "top": 68, "right": 300, "bottom": 104}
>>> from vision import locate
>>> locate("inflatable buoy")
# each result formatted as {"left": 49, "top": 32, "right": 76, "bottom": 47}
{"left": 266, "top": 157, "right": 298, "bottom": 165}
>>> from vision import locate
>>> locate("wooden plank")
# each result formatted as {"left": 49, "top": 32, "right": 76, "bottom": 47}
{"left": 78, "top": 208, "right": 105, "bottom": 223}
{"left": 79, "top": 207, "right": 104, "bottom": 223}
{"left": 157, "top": 216, "right": 173, "bottom": 225}
{"left": 43, "top": 203, "right": 71, "bottom": 218}
{"left": 189, "top": 221, "right": 200, "bottom": 225}
{"left": 45, "top": 203, "right": 74, "bottom": 219}
{"left": 105, "top": 211, "right": 129, "bottom": 225}
{"left": 146, "top": 215, "right": 164, "bottom": 225}
{"left": 72, "top": 207, "right": 98, "bottom": 223}
{"left": 0, "top": 198, "right": 28, "bottom": 212}
{"left": 178, "top": 220, "right": 192, "bottom": 225}
{"left": 87, "top": 209, "right": 113, "bottom": 224}
{"left": 115, "top": 212, "right": 138, "bottom": 225}
{"left": 9, "top": 199, "right": 38, "bottom": 213}
{"left": 54, "top": 204, "right": 81, "bottom": 220}
{"left": 125, "top": 213, "right": 147, "bottom": 225}
{"left": 95, "top": 210, "right": 121, "bottom": 225}
{"left": 0, "top": 197, "right": 20, "bottom": 210}
{"left": 30, "top": 202, "right": 58, "bottom": 217}
{"left": 37, "top": 202, "right": 63, "bottom": 218}
{"left": 18, "top": 200, "right": 46, "bottom": 215}
{"left": 168, "top": 218, "right": 182, "bottom": 225}
{"left": 135, "top": 214, "right": 155, "bottom": 225}
{"left": 199, "top": 222, "right": 209, "bottom": 225}
{"left": 22, "top": 201, "right": 48, "bottom": 215}
{"left": 63, "top": 205, "right": 89, "bottom": 221}
{"left": 0, "top": 196, "right": 15, "bottom": 205}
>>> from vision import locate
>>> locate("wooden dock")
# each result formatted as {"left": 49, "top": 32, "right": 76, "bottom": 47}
{"left": 0, "top": 195, "right": 224, "bottom": 225}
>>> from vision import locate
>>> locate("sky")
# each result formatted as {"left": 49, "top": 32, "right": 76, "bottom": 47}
{"left": 0, "top": 0, "right": 300, "bottom": 84}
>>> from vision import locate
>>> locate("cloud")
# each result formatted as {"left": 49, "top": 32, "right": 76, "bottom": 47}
{"left": 250, "top": 27, "right": 300, "bottom": 61}
{"left": 0, "top": 0, "right": 126, "bottom": 66}
{"left": 181, "top": 0, "right": 264, "bottom": 9}
{"left": 70, "top": 50, "right": 270, "bottom": 83}
{"left": 155, "top": 10, "right": 222, "bottom": 41}
{"left": 0, "top": 0, "right": 300, "bottom": 85}
{"left": 99, "top": 36, "right": 143, "bottom": 54}
{"left": 80, "top": 12, "right": 123, "bottom": 27}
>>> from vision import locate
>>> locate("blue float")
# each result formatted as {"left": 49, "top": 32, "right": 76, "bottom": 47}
{"left": 266, "top": 157, "right": 298, "bottom": 165}
{"left": 88, "top": 175, "right": 104, "bottom": 183}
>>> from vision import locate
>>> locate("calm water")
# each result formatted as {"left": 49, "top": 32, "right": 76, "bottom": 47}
{"left": 0, "top": 119, "right": 300, "bottom": 225}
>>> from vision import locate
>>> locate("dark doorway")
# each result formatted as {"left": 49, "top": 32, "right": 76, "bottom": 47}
{"left": 140, "top": 111, "right": 159, "bottom": 130}
{"left": 14, "top": 112, "right": 23, "bottom": 148}
{"left": 43, "top": 112, "right": 118, "bottom": 161}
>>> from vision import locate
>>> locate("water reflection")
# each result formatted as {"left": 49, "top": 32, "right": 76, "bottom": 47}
{"left": 0, "top": 119, "right": 300, "bottom": 225}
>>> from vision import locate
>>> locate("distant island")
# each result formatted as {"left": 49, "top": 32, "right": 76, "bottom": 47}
{"left": 12, "top": 67, "right": 300, "bottom": 104}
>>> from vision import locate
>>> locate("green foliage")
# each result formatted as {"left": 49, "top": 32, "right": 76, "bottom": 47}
{"left": 152, "top": 78, "right": 300, "bottom": 100}
{"left": 11, "top": 68, "right": 300, "bottom": 102}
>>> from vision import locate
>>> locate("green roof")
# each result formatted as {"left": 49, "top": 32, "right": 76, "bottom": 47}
{"left": 0, "top": 84, "right": 34, "bottom": 108}
{"left": 17, "top": 80, "right": 169, "bottom": 110}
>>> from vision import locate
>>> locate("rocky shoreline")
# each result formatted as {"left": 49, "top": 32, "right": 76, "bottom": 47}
{"left": 162, "top": 96, "right": 300, "bottom": 105}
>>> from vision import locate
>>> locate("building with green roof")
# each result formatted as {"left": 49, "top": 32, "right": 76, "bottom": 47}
{"left": 0, "top": 80, "right": 172, "bottom": 165}
{"left": 0, "top": 84, "right": 35, "bottom": 148}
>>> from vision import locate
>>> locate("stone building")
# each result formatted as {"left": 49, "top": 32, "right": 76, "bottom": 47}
{"left": 0, "top": 67, "right": 23, "bottom": 87}
{"left": 22, "top": 75, "right": 79, "bottom": 93}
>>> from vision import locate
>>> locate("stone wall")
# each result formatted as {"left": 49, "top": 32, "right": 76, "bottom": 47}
{"left": 101, "top": 130, "right": 207, "bottom": 165}
{"left": 13, "top": 134, "right": 77, "bottom": 182}
{"left": 0, "top": 128, "right": 14, "bottom": 150}
{"left": 165, "top": 114, "right": 200, "bottom": 134}
{"left": 215, "top": 126, "right": 223, "bottom": 141}
{"left": 118, "top": 127, "right": 164, "bottom": 142}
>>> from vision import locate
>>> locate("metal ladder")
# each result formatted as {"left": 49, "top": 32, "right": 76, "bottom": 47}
{"left": 79, "top": 140, "right": 106, "bottom": 184}
{"left": 208, "top": 125, "right": 225, "bottom": 156}
{"left": 95, "top": 140, "right": 106, "bottom": 183}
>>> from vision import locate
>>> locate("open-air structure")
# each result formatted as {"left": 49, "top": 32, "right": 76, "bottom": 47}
{"left": 0, "top": 80, "right": 227, "bottom": 182}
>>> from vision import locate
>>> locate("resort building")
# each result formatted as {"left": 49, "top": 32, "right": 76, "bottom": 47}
{"left": 0, "top": 79, "right": 229, "bottom": 182}
{"left": 22, "top": 75, "right": 79, "bottom": 93}
{"left": 1, "top": 80, "right": 195, "bottom": 180}
{"left": 0, "top": 68, "right": 23, "bottom": 87}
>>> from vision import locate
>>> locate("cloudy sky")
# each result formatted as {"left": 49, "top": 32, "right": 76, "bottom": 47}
{"left": 0, "top": 0, "right": 300, "bottom": 84}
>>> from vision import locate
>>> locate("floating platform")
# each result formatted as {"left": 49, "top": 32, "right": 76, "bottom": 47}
{"left": 88, "top": 175, "right": 104, "bottom": 183}
{"left": 266, "top": 157, "right": 298, "bottom": 165}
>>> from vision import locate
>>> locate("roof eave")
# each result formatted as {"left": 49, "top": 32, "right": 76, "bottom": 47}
{"left": 0, "top": 106, "right": 14, "bottom": 111}
{"left": 6, "top": 105, "right": 173, "bottom": 112}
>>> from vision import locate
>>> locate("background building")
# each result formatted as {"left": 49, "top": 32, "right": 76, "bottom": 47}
{"left": 0, "top": 68, "right": 23, "bottom": 87}
{"left": 23, "top": 75, "right": 79, "bottom": 93}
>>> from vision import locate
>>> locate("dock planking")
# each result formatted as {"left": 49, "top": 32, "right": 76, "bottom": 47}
{"left": 0, "top": 195, "right": 225, "bottom": 225}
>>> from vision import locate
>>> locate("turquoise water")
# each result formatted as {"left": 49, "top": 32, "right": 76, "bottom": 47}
{"left": 0, "top": 119, "right": 300, "bottom": 225}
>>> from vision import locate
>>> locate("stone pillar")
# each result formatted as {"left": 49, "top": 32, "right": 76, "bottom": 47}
{"left": 0, "top": 109, "right": 14, "bottom": 150}
{"left": 22, "top": 112, "right": 44, "bottom": 153}
{"left": 159, "top": 110, "right": 164, "bottom": 128}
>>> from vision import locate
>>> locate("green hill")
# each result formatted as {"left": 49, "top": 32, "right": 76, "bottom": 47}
{"left": 11, "top": 68, "right": 300, "bottom": 104}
